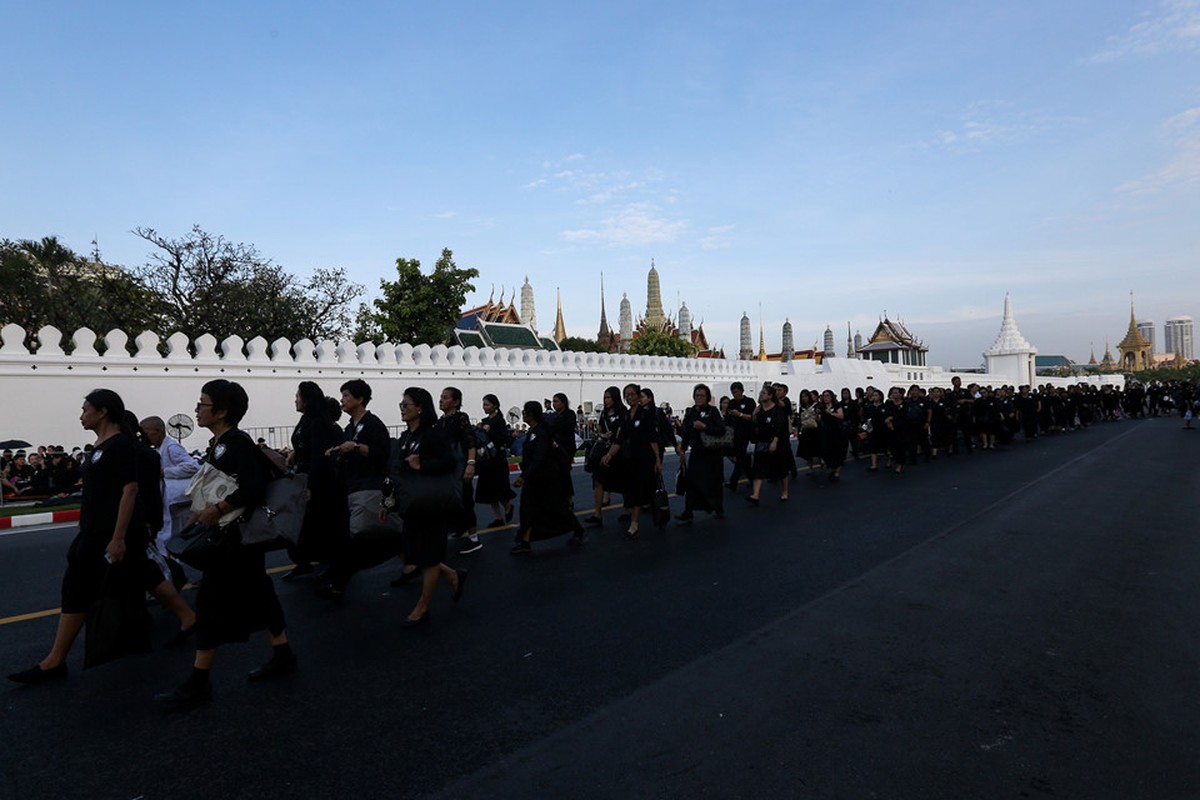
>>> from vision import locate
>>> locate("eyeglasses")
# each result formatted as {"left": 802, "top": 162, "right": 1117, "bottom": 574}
{"left": 195, "top": 402, "right": 213, "bottom": 410}
{"left": 399, "top": 401, "right": 415, "bottom": 408}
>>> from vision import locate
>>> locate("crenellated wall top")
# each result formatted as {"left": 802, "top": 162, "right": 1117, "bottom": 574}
{"left": 0, "top": 323, "right": 757, "bottom": 377}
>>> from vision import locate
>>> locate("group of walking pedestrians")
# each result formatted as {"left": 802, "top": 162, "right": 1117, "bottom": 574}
{"left": 4, "top": 375, "right": 1182, "bottom": 710}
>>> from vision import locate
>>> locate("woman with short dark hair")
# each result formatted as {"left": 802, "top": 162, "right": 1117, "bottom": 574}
{"left": 675, "top": 383, "right": 726, "bottom": 521}
{"left": 510, "top": 400, "right": 586, "bottom": 553}
{"left": 284, "top": 381, "right": 347, "bottom": 580}
{"left": 155, "top": 379, "right": 295, "bottom": 709}
{"left": 584, "top": 386, "right": 626, "bottom": 527}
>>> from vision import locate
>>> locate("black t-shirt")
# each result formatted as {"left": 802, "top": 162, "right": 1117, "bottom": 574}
{"left": 729, "top": 396, "right": 756, "bottom": 437}
{"left": 338, "top": 410, "right": 391, "bottom": 492}
{"left": 80, "top": 433, "right": 143, "bottom": 546}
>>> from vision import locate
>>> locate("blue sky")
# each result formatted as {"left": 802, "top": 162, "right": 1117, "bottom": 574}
{"left": 3, "top": 0, "right": 1197, "bottom": 367}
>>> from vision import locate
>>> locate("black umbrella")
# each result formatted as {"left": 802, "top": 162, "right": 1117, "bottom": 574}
{"left": 0, "top": 439, "right": 32, "bottom": 449}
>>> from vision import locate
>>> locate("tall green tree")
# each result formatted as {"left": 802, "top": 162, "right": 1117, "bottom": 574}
{"left": 627, "top": 330, "right": 696, "bottom": 358}
{"left": 0, "top": 235, "right": 162, "bottom": 350}
{"left": 355, "top": 248, "right": 479, "bottom": 345}
{"left": 134, "top": 225, "right": 362, "bottom": 344}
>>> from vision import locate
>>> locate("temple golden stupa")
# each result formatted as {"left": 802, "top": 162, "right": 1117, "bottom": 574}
{"left": 1116, "top": 294, "right": 1152, "bottom": 372}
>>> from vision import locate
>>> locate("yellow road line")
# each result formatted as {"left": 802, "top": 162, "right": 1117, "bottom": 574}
{"left": 0, "top": 495, "right": 697, "bottom": 627}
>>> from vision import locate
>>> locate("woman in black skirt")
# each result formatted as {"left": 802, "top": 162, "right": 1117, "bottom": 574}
{"left": 284, "top": 380, "right": 346, "bottom": 579}
{"left": 602, "top": 383, "right": 660, "bottom": 538}
{"left": 927, "top": 386, "right": 955, "bottom": 458}
{"left": 384, "top": 387, "right": 466, "bottom": 626}
{"left": 862, "top": 389, "right": 888, "bottom": 472}
{"left": 155, "top": 380, "right": 294, "bottom": 709}
{"left": 883, "top": 386, "right": 911, "bottom": 475}
{"left": 747, "top": 386, "right": 789, "bottom": 503}
{"left": 474, "top": 393, "right": 515, "bottom": 529}
{"left": 816, "top": 389, "right": 846, "bottom": 482}
{"left": 548, "top": 392, "right": 579, "bottom": 509}
{"left": 510, "top": 401, "right": 586, "bottom": 553}
{"left": 794, "top": 389, "right": 820, "bottom": 474}
{"left": 437, "top": 387, "right": 481, "bottom": 554}
{"left": 675, "top": 383, "right": 726, "bottom": 520}
{"left": 585, "top": 386, "right": 626, "bottom": 526}
{"left": 840, "top": 387, "right": 862, "bottom": 460}
{"left": 7, "top": 389, "right": 148, "bottom": 685}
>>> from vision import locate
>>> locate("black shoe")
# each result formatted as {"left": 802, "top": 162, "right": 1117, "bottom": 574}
{"left": 459, "top": 538, "right": 483, "bottom": 555}
{"left": 247, "top": 652, "right": 297, "bottom": 682}
{"left": 453, "top": 569, "right": 468, "bottom": 603}
{"left": 583, "top": 515, "right": 604, "bottom": 526}
{"left": 675, "top": 512, "right": 694, "bottom": 522}
{"left": 282, "top": 563, "right": 315, "bottom": 582}
{"left": 510, "top": 541, "right": 532, "bottom": 555}
{"left": 154, "top": 679, "right": 212, "bottom": 710}
{"left": 505, "top": 504, "right": 515, "bottom": 523}
{"left": 315, "top": 581, "right": 345, "bottom": 602}
{"left": 745, "top": 496, "right": 760, "bottom": 505}
{"left": 164, "top": 625, "right": 196, "bottom": 648}
{"left": 401, "top": 611, "right": 430, "bottom": 628}
{"left": 7, "top": 663, "right": 67, "bottom": 685}
{"left": 568, "top": 532, "right": 587, "bottom": 546}
{"left": 725, "top": 481, "right": 738, "bottom": 492}
{"left": 389, "top": 568, "right": 422, "bottom": 587}
{"left": 484, "top": 518, "right": 505, "bottom": 529}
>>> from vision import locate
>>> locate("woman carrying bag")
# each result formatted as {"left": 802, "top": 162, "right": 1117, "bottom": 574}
{"left": 382, "top": 387, "right": 466, "bottom": 628}
{"left": 155, "top": 380, "right": 295, "bottom": 710}
{"left": 7, "top": 389, "right": 149, "bottom": 685}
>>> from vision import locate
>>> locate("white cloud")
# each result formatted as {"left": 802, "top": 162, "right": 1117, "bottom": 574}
{"left": 699, "top": 224, "right": 735, "bottom": 250}
{"left": 562, "top": 203, "right": 688, "bottom": 246}
{"left": 926, "top": 103, "right": 1081, "bottom": 150}
{"left": 433, "top": 210, "right": 458, "bottom": 219}
{"left": 1116, "top": 106, "right": 1200, "bottom": 193}
{"left": 1085, "top": 0, "right": 1200, "bottom": 63}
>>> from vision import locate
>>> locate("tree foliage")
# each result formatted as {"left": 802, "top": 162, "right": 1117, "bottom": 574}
{"left": 558, "top": 335, "right": 607, "bottom": 353}
{"left": 0, "top": 236, "right": 162, "bottom": 350}
{"left": 354, "top": 248, "right": 479, "bottom": 345}
{"left": 627, "top": 330, "right": 697, "bottom": 358}
{"left": 134, "top": 225, "right": 362, "bottom": 344}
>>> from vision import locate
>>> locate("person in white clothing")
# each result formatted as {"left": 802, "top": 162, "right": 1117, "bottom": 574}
{"left": 140, "top": 416, "right": 200, "bottom": 555}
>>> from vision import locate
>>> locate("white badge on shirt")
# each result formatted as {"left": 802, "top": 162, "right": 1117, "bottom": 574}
{"left": 214, "top": 444, "right": 227, "bottom": 460}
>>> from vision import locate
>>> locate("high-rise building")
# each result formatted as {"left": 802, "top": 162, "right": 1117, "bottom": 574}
{"left": 1165, "top": 316, "right": 1194, "bottom": 360}
{"left": 1136, "top": 320, "right": 1156, "bottom": 354}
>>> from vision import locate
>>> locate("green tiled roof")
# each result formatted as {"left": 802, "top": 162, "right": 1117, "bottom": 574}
{"left": 481, "top": 322, "right": 542, "bottom": 348}
{"left": 455, "top": 330, "right": 487, "bottom": 348}
{"left": 539, "top": 337, "right": 560, "bottom": 351}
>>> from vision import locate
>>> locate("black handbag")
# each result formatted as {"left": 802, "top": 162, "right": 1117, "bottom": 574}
{"left": 392, "top": 469, "right": 462, "bottom": 518}
{"left": 167, "top": 522, "right": 236, "bottom": 571}
{"left": 84, "top": 563, "right": 152, "bottom": 670}
{"left": 584, "top": 438, "right": 611, "bottom": 473}
{"left": 699, "top": 427, "right": 734, "bottom": 451}
{"left": 651, "top": 475, "right": 671, "bottom": 527}
{"left": 238, "top": 472, "right": 308, "bottom": 550}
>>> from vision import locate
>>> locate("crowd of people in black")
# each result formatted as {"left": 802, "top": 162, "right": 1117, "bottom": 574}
{"left": 4, "top": 375, "right": 1197, "bottom": 710}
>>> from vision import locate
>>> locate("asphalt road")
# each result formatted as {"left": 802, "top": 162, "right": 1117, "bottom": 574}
{"left": 2, "top": 418, "right": 1197, "bottom": 800}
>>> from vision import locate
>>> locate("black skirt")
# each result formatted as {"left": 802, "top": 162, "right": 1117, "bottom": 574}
{"left": 195, "top": 529, "right": 286, "bottom": 650}
{"left": 682, "top": 448, "right": 724, "bottom": 513}
{"left": 401, "top": 513, "right": 449, "bottom": 568}
{"left": 474, "top": 459, "right": 515, "bottom": 505}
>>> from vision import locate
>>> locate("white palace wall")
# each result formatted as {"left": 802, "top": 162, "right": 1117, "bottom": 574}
{"left": 0, "top": 323, "right": 1121, "bottom": 450}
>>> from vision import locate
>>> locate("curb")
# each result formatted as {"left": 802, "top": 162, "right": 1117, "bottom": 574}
{"left": 0, "top": 509, "right": 80, "bottom": 529}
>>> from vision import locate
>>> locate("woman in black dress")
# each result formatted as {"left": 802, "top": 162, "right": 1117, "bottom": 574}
{"left": 816, "top": 389, "right": 847, "bottom": 482}
{"left": 474, "top": 393, "right": 515, "bottom": 529}
{"left": 862, "top": 389, "right": 888, "bottom": 472}
{"left": 602, "top": 383, "right": 660, "bottom": 538}
{"left": 973, "top": 385, "right": 999, "bottom": 450}
{"left": 284, "top": 381, "right": 346, "bottom": 580}
{"left": 510, "top": 401, "right": 586, "bottom": 553}
{"left": 675, "top": 383, "right": 726, "bottom": 520}
{"left": 747, "top": 386, "right": 789, "bottom": 503}
{"left": 383, "top": 387, "right": 466, "bottom": 626}
{"left": 585, "top": 386, "right": 626, "bottom": 527}
{"left": 7, "top": 389, "right": 147, "bottom": 685}
{"left": 794, "top": 389, "right": 820, "bottom": 474}
{"left": 155, "top": 380, "right": 294, "bottom": 709}
{"left": 883, "top": 386, "right": 911, "bottom": 475}
{"left": 840, "top": 388, "right": 862, "bottom": 460}
{"left": 926, "top": 386, "right": 955, "bottom": 458}
{"left": 548, "top": 393, "right": 578, "bottom": 510}
{"left": 437, "top": 386, "right": 480, "bottom": 554}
